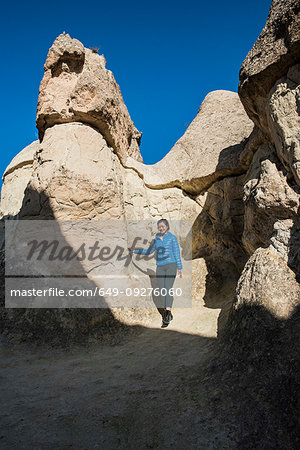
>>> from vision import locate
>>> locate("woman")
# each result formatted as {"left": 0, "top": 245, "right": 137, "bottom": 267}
{"left": 129, "top": 219, "right": 183, "bottom": 327}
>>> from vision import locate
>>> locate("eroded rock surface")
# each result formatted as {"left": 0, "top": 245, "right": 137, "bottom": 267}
{"left": 126, "top": 90, "right": 254, "bottom": 195}
{"left": 234, "top": 247, "right": 300, "bottom": 320}
{"left": 1, "top": 141, "right": 40, "bottom": 217}
{"left": 37, "top": 33, "right": 143, "bottom": 165}
{"left": 239, "top": 0, "right": 300, "bottom": 134}
{"left": 229, "top": 0, "right": 300, "bottom": 326}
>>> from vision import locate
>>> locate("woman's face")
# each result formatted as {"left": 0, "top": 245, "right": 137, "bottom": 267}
{"left": 158, "top": 222, "right": 168, "bottom": 234}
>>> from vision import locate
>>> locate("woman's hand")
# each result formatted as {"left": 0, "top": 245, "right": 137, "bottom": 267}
{"left": 178, "top": 269, "right": 182, "bottom": 278}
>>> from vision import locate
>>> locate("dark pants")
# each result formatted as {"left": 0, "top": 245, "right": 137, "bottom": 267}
{"left": 156, "top": 262, "right": 177, "bottom": 309}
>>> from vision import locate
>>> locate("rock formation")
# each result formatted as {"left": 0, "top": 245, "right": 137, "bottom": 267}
{"left": 125, "top": 90, "right": 254, "bottom": 195}
{"left": 239, "top": 0, "right": 300, "bottom": 134}
{"left": 0, "top": 141, "right": 40, "bottom": 218}
{"left": 37, "top": 33, "right": 143, "bottom": 165}
{"left": 216, "top": 4, "right": 300, "bottom": 444}
{"left": 1, "top": 0, "right": 299, "bottom": 352}
{"left": 0, "top": 2, "right": 299, "bottom": 447}
{"left": 230, "top": 0, "right": 300, "bottom": 323}
{"left": 0, "top": 34, "right": 203, "bottom": 342}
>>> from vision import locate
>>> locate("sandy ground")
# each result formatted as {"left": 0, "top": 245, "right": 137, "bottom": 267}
{"left": 0, "top": 300, "right": 239, "bottom": 449}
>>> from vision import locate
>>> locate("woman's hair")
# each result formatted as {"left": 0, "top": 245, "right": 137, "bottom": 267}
{"left": 157, "top": 218, "right": 170, "bottom": 230}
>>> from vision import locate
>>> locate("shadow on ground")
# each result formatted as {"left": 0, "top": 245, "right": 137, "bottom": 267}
{"left": 0, "top": 185, "right": 299, "bottom": 448}
{"left": 0, "top": 302, "right": 299, "bottom": 449}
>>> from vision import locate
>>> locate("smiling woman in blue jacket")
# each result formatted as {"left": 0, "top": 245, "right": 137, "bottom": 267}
{"left": 129, "top": 219, "right": 182, "bottom": 328}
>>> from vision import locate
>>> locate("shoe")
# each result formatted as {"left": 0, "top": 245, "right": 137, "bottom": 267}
{"left": 163, "top": 310, "right": 173, "bottom": 325}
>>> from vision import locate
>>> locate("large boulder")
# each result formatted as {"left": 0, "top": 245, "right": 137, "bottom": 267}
{"left": 239, "top": 0, "right": 300, "bottom": 134}
{"left": 267, "top": 63, "right": 300, "bottom": 185}
{"left": 242, "top": 142, "right": 299, "bottom": 255}
{"left": 37, "top": 33, "right": 143, "bottom": 165}
{"left": 234, "top": 247, "right": 300, "bottom": 320}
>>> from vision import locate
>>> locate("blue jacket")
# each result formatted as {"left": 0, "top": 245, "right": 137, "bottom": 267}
{"left": 134, "top": 231, "right": 182, "bottom": 269}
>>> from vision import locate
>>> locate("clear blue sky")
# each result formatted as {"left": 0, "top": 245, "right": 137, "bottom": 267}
{"left": 1, "top": 0, "right": 271, "bottom": 181}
